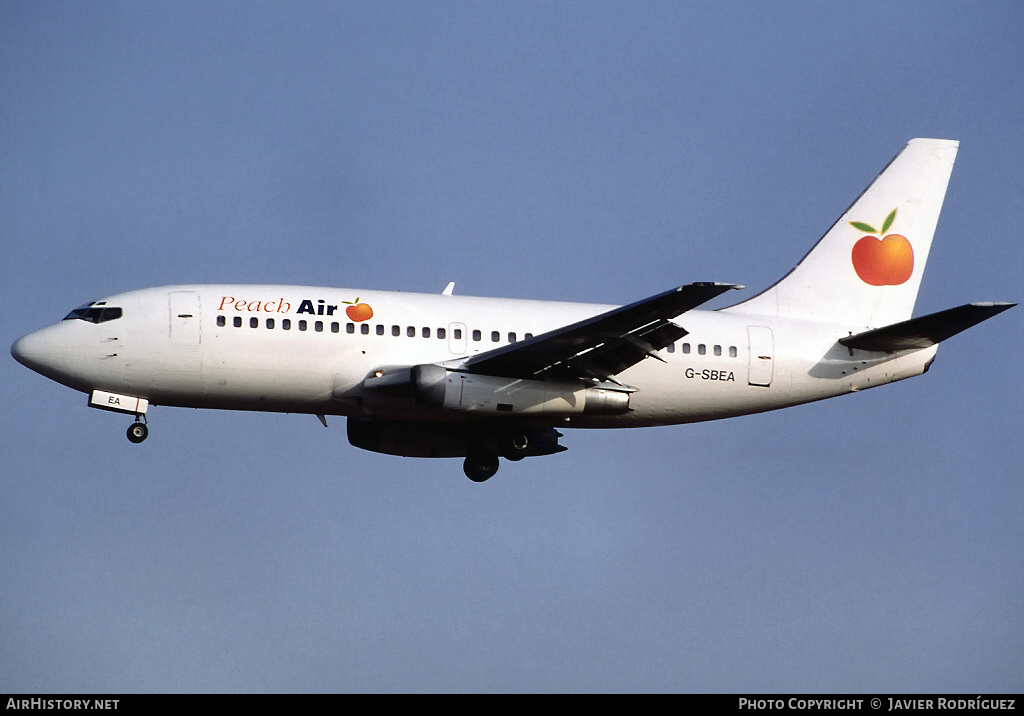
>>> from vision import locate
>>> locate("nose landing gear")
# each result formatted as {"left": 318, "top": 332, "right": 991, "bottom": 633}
{"left": 126, "top": 416, "right": 148, "bottom": 444}
{"left": 86, "top": 390, "right": 151, "bottom": 444}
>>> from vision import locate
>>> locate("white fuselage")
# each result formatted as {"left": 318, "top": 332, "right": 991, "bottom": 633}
{"left": 14, "top": 284, "right": 937, "bottom": 429}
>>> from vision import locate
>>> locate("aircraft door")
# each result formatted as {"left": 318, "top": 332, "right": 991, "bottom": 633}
{"left": 169, "top": 291, "right": 201, "bottom": 345}
{"left": 448, "top": 322, "right": 467, "bottom": 355}
{"left": 747, "top": 326, "right": 774, "bottom": 387}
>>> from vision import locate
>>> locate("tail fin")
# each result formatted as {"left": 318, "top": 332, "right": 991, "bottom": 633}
{"left": 725, "top": 138, "right": 959, "bottom": 328}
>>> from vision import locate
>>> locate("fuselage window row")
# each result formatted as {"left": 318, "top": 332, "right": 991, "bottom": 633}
{"left": 216, "top": 315, "right": 533, "bottom": 344}
{"left": 677, "top": 342, "right": 738, "bottom": 358}
{"left": 214, "top": 315, "right": 737, "bottom": 357}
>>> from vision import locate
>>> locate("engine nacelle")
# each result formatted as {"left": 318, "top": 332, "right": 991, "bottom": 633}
{"left": 347, "top": 417, "right": 565, "bottom": 459}
{"left": 411, "top": 364, "right": 630, "bottom": 416}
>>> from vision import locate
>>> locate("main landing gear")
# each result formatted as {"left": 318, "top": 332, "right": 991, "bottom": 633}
{"left": 462, "top": 431, "right": 532, "bottom": 481}
{"left": 463, "top": 448, "right": 500, "bottom": 482}
{"left": 461, "top": 429, "right": 561, "bottom": 482}
{"left": 126, "top": 415, "right": 148, "bottom": 444}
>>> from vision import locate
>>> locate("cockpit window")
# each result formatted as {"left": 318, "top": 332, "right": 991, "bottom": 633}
{"left": 63, "top": 304, "right": 123, "bottom": 324}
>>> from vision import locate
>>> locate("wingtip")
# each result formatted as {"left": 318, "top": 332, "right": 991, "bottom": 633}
{"left": 685, "top": 282, "right": 745, "bottom": 290}
{"left": 968, "top": 301, "right": 1015, "bottom": 308}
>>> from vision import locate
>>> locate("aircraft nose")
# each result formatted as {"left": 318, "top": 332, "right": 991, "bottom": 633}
{"left": 12, "top": 322, "right": 101, "bottom": 392}
{"left": 11, "top": 327, "right": 64, "bottom": 375}
{"left": 12, "top": 331, "right": 44, "bottom": 371}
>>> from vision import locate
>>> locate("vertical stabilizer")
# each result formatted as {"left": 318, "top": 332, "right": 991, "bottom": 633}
{"left": 725, "top": 138, "right": 959, "bottom": 328}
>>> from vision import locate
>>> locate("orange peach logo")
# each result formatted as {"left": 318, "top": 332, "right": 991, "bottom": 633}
{"left": 850, "top": 209, "right": 913, "bottom": 286}
{"left": 343, "top": 297, "right": 373, "bottom": 322}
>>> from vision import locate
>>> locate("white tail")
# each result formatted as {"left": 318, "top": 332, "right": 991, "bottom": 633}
{"left": 725, "top": 138, "right": 959, "bottom": 329}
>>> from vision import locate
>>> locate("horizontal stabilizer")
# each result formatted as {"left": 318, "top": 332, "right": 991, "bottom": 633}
{"left": 839, "top": 302, "right": 1015, "bottom": 352}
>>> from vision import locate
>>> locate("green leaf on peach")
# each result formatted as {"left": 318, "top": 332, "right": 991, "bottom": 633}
{"left": 881, "top": 208, "right": 897, "bottom": 234}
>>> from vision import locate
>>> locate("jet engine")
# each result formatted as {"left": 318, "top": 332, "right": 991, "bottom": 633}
{"left": 347, "top": 417, "right": 566, "bottom": 459}
{"left": 409, "top": 364, "right": 630, "bottom": 416}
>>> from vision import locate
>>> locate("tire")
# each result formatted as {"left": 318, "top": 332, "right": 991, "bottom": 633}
{"left": 501, "top": 432, "right": 530, "bottom": 462}
{"left": 463, "top": 449, "right": 499, "bottom": 482}
{"left": 127, "top": 422, "right": 149, "bottom": 444}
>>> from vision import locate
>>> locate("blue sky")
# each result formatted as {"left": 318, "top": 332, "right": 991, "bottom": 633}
{"left": 2, "top": 1, "right": 1022, "bottom": 693}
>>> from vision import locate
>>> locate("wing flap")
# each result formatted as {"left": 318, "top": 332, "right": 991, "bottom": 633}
{"left": 838, "top": 302, "right": 1015, "bottom": 352}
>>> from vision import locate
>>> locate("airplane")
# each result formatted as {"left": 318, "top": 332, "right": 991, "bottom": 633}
{"left": 10, "top": 138, "right": 1015, "bottom": 481}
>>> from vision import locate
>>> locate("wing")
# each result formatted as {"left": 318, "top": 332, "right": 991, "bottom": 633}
{"left": 461, "top": 282, "right": 743, "bottom": 383}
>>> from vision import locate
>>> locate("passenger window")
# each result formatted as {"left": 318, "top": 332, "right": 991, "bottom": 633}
{"left": 525, "top": 333, "right": 533, "bottom": 340}
{"left": 282, "top": 319, "right": 291, "bottom": 330}
{"left": 454, "top": 328, "right": 462, "bottom": 339}
{"left": 346, "top": 323, "right": 355, "bottom": 334}
{"left": 407, "top": 326, "right": 415, "bottom": 337}
{"left": 714, "top": 345, "right": 722, "bottom": 356}
{"left": 361, "top": 323, "right": 369, "bottom": 335}
{"left": 392, "top": 325, "right": 400, "bottom": 337}
{"left": 438, "top": 327, "right": 446, "bottom": 339}
{"left": 472, "top": 330, "right": 481, "bottom": 341}
{"left": 233, "top": 316, "right": 242, "bottom": 328}
{"left": 698, "top": 344, "right": 706, "bottom": 355}
{"left": 491, "top": 331, "right": 500, "bottom": 342}
{"left": 682, "top": 343, "right": 690, "bottom": 354}
{"left": 376, "top": 324, "right": 384, "bottom": 336}
{"left": 267, "top": 318, "right": 275, "bottom": 329}
{"left": 331, "top": 322, "right": 339, "bottom": 333}
{"left": 298, "top": 320, "right": 307, "bottom": 331}
{"left": 250, "top": 317, "right": 258, "bottom": 328}
{"left": 508, "top": 332, "right": 517, "bottom": 343}
{"left": 217, "top": 316, "right": 226, "bottom": 327}
{"left": 666, "top": 343, "right": 675, "bottom": 353}
{"left": 315, "top": 321, "right": 323, "bottom": 332}
{"left": 729, "top": 346, "right": 737, "bottom": 358}
{"left": 422, "top": 327, "right": 431, "bottom": 338}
